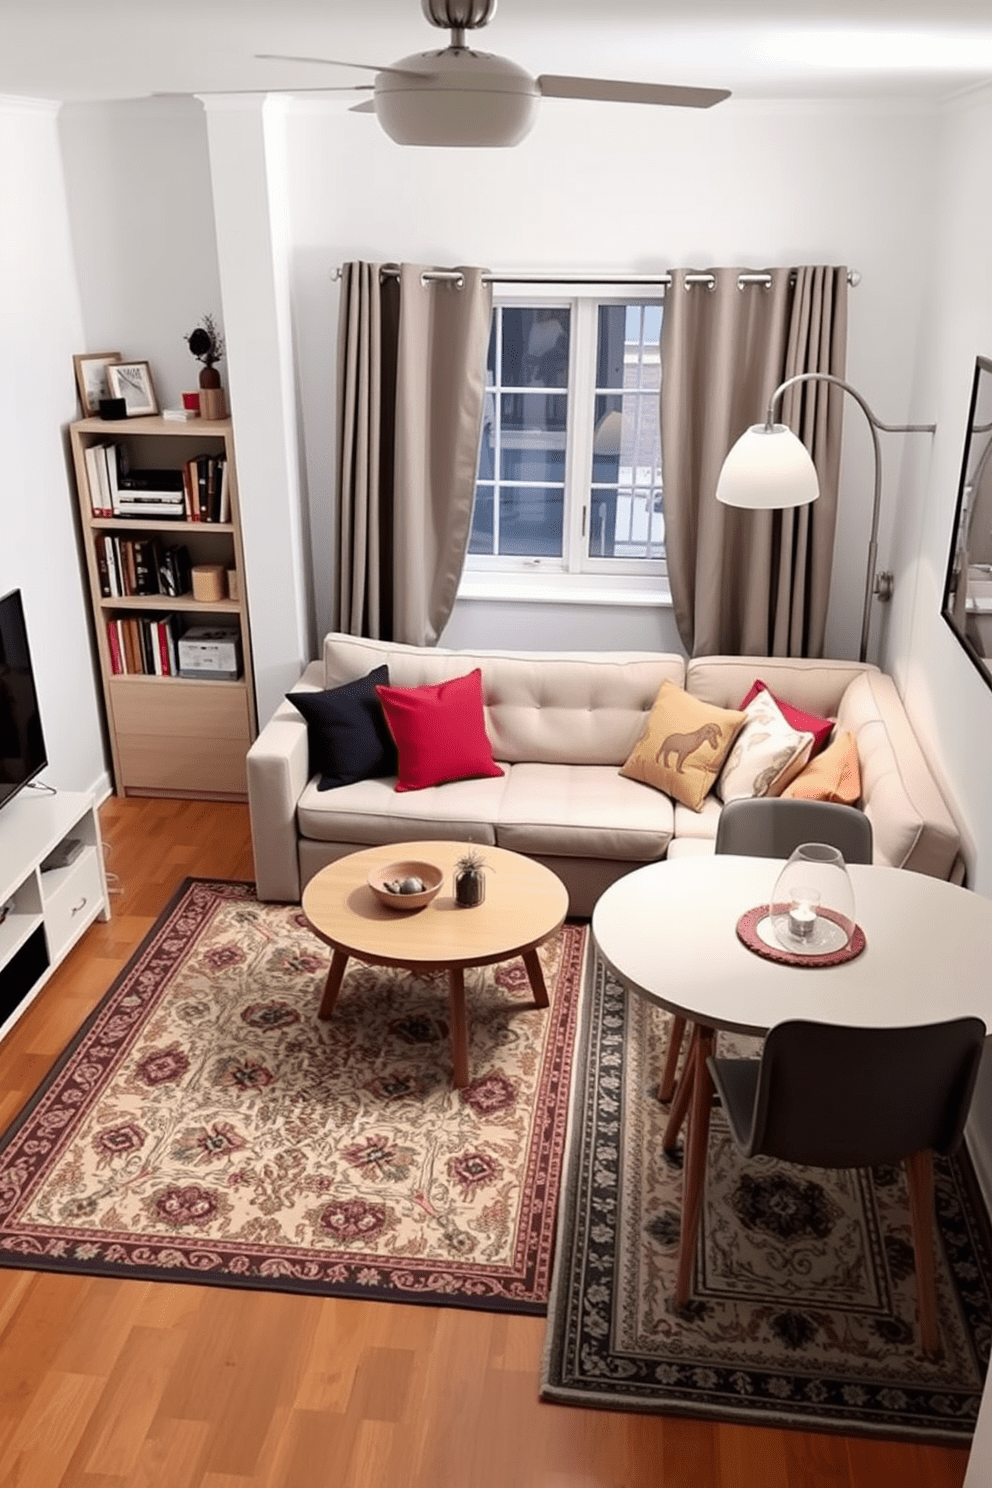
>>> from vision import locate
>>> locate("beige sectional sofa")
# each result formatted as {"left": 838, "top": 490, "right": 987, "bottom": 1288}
{"left": 246, "top": 633, "right": 963, "bottom": 916}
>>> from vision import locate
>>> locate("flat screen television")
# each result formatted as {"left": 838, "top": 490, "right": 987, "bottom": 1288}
{"left": 0, "top": 588, "right": 48, "bottom": 812}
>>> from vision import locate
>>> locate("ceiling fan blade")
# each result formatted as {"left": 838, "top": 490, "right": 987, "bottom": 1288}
{"left": 349, "top": 99, "right": 377, "bottom": 114}
{"left": 538, "top": 75, "right": 730, "bottom": 109}
{"left": 255, "top": 52, "right": 416, "bottom": 79}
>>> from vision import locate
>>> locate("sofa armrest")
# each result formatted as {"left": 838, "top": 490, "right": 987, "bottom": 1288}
{"left": 837, "top": 670, "right": 961, "bottom": 879}
{"left": 246, "top": 662, "right": 324, "bottom": 901}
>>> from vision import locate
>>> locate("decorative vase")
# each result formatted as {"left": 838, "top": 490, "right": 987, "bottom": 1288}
{"left": 770, "top": 842, "right": 856, "bottom": 954}
{"left": 198, "top": 364, "right": 221, "bottom": 390}
{"left": 454, "top": 858, "right": 486, "bottom": 907}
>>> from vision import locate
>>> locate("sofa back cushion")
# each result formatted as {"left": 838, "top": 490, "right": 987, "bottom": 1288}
{"left": 323, "top": 633, "right": 686, "bottom": 766}
{"left": 687, "top": 655, "right": 873, "bottom": 717}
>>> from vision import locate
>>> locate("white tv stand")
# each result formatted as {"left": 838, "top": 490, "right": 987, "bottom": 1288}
{"left": 0, "top": 788, "right": 111, "bottom": 1041}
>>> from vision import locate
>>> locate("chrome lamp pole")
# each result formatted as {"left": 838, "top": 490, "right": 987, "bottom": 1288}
{"left": 716, "top": 372, "right": 936, "bottom": 663}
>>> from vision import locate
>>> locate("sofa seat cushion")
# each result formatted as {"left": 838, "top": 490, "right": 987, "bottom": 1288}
{"left": 296, "top": 772, "right": 505, "bottom": 847}
{"left": 673, "top": 796, "right": 722, "bottom": 842}
{"left": 495, "top": 763, "right": 674, "bottom": 863}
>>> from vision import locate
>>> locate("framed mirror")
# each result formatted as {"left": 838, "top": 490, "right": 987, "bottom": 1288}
{"left": 942, "top": 355, "right": 992, "bottom": 689}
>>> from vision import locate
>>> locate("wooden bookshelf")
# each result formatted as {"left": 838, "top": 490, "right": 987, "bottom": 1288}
{"left": 69, "top": 415, "right": 257, "bottom": 800}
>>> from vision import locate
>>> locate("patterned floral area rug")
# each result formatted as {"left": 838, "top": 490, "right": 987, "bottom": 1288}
{"left": 542, "top": 952, "right": 992, "bottom": 1442}
{"left": 0, "top": 879, "right": 586, "bottom": 1312}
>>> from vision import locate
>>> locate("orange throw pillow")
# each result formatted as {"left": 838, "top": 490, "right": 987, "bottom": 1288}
{"left": 781, "top": 730, "right": 861, "bottom": 804}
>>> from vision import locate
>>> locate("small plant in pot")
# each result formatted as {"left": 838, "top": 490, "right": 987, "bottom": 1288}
{"left": 184, "top": 314, "right": 225, "bottom": 389}
{"left": 454, "top": 848, "right": 487, "bottom": 908}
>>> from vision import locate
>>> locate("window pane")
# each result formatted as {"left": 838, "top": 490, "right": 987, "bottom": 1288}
{"left": 498, "top": 485, "right": 563, "bottom": 557}
{"left": 501, "top": 307, "right": 570, "bottom": 388}
{"left": 597, "top": 302, "right": 662, "bottom": 392}
{"left": 596, "top": 304, "right": 628, "bottom": 389}
{"left": 589, "top": 385, "right": 663, "bottom": 561}
{"left": 499, "top": 391, "right": 567, "bottom": 483}
{"left": 469, "top": 483, "right": 494, "bottom": 554}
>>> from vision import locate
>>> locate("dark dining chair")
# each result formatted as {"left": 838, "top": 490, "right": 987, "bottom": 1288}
{"left": 658, "top": 799, "right": 874, "bottom": 1108}
{"left": 706, "top": 1016, "right": 986, "bottom": 1356}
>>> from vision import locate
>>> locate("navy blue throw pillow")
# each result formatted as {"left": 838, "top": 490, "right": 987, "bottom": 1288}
{"left": 287, "top": 665, "right": 397, "bottom": 790}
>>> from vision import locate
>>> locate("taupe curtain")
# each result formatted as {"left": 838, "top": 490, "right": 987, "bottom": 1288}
{"left": 661, "top": 266, "right": 848, "bottom": 657}
{"left": 335, "top": 262, "right": 492, "bottom": 644}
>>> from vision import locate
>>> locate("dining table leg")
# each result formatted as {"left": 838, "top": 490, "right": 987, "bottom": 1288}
{"left": 674, "top": 1023, "right": 716, "bottom": 1309}
{"left": 658, "top": 1015, "right": 687, "bottom": 1103}
{"left": 663, "top": 1023, "right": 698, "bottom": 1152}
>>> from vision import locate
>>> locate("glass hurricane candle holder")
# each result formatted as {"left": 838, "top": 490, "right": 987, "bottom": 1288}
{"left": 770, "top": 842, "right": 856, "bottom": 955}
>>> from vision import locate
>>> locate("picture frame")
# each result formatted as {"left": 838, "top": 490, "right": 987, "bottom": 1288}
{"left": 73, "top": 351, "right": 122, "bottom": 417}
{"left": 107, "top": 360, "right": 159, "bottom": 418}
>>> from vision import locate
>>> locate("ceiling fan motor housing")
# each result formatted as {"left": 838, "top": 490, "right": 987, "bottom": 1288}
{"left": 374, "top": 47, "right": 540, "bottom": 146}
{"left": 421, "top": 0, "right": 498, "bottom": 31}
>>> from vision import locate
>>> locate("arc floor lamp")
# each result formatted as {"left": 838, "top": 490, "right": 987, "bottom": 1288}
{"left": 715, "top": 372, "right": 936, "bottom": 662}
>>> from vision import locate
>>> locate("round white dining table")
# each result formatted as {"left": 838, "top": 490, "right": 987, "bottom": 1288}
{"left": 592, "top": 854, "right": 992, "bottom": 1308}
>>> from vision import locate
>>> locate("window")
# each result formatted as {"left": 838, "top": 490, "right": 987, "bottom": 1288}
{"left": 466, "top": 288, "right": 665, "bottom": 590}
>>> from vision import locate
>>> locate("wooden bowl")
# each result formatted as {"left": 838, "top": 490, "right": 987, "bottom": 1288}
{"left": 367, "top": 859, "right": 444, "bottom": 911}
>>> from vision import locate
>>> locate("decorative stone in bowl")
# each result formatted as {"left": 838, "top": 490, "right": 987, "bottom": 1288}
{"left": 367, "top": 860, "right": 444, "bottom": 910}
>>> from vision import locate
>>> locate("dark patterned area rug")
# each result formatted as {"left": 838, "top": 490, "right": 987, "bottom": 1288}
{"left": 0, "top": 879, "right": 585, "bottom": 1312}
{"left": 542, "top": 952, "right": 992, "bottom": 1442}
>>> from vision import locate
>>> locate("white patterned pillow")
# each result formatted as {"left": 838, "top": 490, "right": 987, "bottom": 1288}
{"left": 717, "top": 688, "right": 816, "bottom": 803}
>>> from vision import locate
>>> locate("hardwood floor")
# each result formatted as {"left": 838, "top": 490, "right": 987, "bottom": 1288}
{"left": 0, "top": 796, "right": 973, "bottom": 1487}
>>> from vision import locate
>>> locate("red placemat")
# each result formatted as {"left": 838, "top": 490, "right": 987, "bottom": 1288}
{"left": 736, "top": 903, "right": 867, "bottom": 968}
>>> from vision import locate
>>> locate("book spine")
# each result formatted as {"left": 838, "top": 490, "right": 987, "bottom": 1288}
{"left": 196, "top": 456, "right": 209, "bottom": 522}
{"left": 183, "top": 459, "right": 198, "bottom": 520}
{"left": 104, "top": 443, "right": 121, "bottom": 514}
{"left": 107, "top": 619, "right": 123, "bottom": 675}
{"left": 95, "top": 537, "right": 110, "bottom": 598}
{"left": 218, "top": 458, "right": 231, "bottom": 524}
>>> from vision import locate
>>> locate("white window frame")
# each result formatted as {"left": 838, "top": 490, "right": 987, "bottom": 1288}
{"left": 463, "top": 283, "right": 667, "bottom": 601}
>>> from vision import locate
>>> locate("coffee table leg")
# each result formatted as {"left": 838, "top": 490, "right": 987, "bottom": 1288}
{"left": 675, "top": 1024, "right": 715, "bottom": 1309}
{"left": 318, "top": 949, "right": 349, "bottom": 1019}
{"left": 522, "top": 947, "right": 550, "bottom": 1009}
{"left": 448, "top": 967, "right": 470, "bottom": 1088}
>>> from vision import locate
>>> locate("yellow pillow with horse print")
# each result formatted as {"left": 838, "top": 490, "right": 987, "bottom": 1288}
{"left": 619, "top": 681, "right": 746, "bottom": 811}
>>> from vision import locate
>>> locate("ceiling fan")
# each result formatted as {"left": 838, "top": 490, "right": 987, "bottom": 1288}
{"left": 257, "top": 0, "right": 731, "bottom": 149}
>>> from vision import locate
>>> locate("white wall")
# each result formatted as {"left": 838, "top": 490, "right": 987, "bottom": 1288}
{"left": 886, "top": 86, "right": 992, "bottom": 895}
{"left": 283, "top": 95, "right": 938, "bottom": 658}
{"left": 58, "top": 97, "right": 225, "bottom": 410}
{"left": 0, "top": 99, "right": 107, "bottom": 802}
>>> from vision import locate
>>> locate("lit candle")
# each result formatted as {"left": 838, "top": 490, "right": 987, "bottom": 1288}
{"left": 788, "top": 891, "right": 820, "bottom": 940}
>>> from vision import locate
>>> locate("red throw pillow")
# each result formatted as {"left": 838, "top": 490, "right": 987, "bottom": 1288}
{"left": 375, "top": 669, "right": 504, "bottom": 793}
{"left": 738, "top": 680, "right": 834, "bottom": 758}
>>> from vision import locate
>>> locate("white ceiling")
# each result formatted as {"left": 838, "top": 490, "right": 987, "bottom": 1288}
{"left": 1, "top": 0, "right": 991, "bottom": 108}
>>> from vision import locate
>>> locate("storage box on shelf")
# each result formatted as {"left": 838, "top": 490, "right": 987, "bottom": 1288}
{"left": 0, "top": 790, "right": 111, "bottom": 1039}
{"left": 69, "top": 416, "right": 257, "bottom": 800}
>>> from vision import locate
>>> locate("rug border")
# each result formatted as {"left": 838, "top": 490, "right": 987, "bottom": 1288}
{"left": 0, "top": 879, "right": 586, "bottom": 1315}
{"left": 0, "top": 875, "right": 228, "bottom": 1156}
{"left": 540, "top": 949, "right": 991, "bottom": 1445}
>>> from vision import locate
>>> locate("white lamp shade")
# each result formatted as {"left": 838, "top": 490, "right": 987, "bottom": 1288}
{"left": 716, "top": 424, "right": 820, "bottom": 510}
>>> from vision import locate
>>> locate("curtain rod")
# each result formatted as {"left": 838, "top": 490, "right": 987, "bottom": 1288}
{"left": 331, "top": 265, "right": 862, "bottom": 289}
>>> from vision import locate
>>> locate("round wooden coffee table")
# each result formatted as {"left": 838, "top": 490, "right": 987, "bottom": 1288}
{"left": 301, "top": 841, "right": 570, "bottom": 1087}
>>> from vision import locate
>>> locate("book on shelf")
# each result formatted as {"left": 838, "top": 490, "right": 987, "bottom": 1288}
{"left": 83, "top": 442, "right": 114, "bottom": 517}
{"left": 96, "top": 536, "right": 192, "bottom": 599}
{"left": 154, "top": 542, "right": 192, "bottom": 598}
{"left": 182, "top": 454, "right": 228, "bottom": 522}
{"left": 106, "top": 612, "right": 182, "bottom": 677}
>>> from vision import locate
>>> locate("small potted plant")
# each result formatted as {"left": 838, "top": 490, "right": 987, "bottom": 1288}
{"left": 454, "top": 848, "right": 487, "bottom": 907}
{"left": 184, "top": 314, "right": 227, "bottom": 418}
{"left": 185, "top": 314, "right": 225, "bottom": 388}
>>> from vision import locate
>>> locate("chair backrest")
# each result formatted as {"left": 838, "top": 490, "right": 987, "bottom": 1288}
{"left": 741, "top": 1018, "right": 986, "bottom": 1168}
{"left": 715, "top": 798, "right": 873, "bottom": 865}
